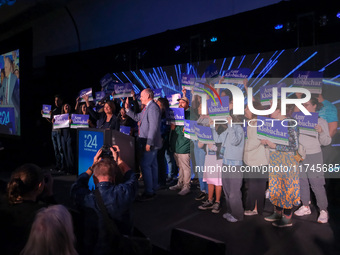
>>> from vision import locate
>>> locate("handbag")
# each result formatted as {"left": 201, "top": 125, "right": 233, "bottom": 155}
{"left": 94, "top": 189, "right": 152, "bottom": 255}
{"left": 294, "top": 144, "right": 306, "bottom": 162}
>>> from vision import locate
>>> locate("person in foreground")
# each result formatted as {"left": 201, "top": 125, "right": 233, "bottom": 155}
{"left": 21, "top": 204, "right": 78, "bottom": 255}
{"left": 71, "top": 145, "right": 138, "bottom": 255}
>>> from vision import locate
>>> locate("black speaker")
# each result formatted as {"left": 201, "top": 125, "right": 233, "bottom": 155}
{"left": 170, "top": 228, "right": 226, "bottom": 255}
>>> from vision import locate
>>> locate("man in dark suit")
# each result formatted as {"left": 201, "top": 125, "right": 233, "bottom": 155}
{"left": 125, "top": 88, "right": 162, "bottom": 201}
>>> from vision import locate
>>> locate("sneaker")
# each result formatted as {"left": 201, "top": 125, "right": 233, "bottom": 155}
{"left": 169, "top": 184, "right": 182, "bottom": 191}
{"left": 294, "top": 206, "right": 311, "bottom": 216}
{"left": 244, "top": 209, "right": 258, "bottom": 216}
{"left": 211, "top": 202, "right": 221, "bottom": 213}
{"left": 317, "top": 210, "right": 328, "bottom": 224}
{"left": 272, "top": 215, "right": 293, "bottom": 228}
{"left": 198, "top": 200, "right": 214, "bottom": 210}
{"left": 195, "top": 191, "right": 207, "bottom": 201}
{"left": 178, "top": 187, "right": 190, "bottom": 196}
{"left": 264, "top": 212, "right": 282, "bottom": 222}
{"left": 223, "top": 213, "right": 238, "bottom": 222}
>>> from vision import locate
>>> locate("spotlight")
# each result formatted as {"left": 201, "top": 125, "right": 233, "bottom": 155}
{"left": 275, "top": 24, "right": 283, "bottom": 30}
{"left": 174, "top": 45, "right": 181, "bottom": 51}
{"left": 210, "top": 37, "right": 217, "bottom": 42}
{"left": 337, "top": 12, "right": 340, "bottom": 19}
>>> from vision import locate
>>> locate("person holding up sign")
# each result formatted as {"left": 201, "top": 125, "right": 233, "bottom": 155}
{"left": 262, "top": 102, "right": 300, "bottom": 228}
{"left": 83, "top": 95, "right": 119, "bottom": 130}
{"left": 294, "top": 97, "right": 331, "bottom": 223}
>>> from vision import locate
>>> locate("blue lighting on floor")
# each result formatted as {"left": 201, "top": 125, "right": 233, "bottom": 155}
{"left": 252, "top": 53, "right": 260, "bottom": 65}
{"left": 112, "top": 73, "right": 124, "bottom": 83}
{"left": 174, "top": 45, "right": 180, "bottom": 51}
{"left": 323, "top": 79, "right": 340, "bottom": 87}
{"left": 219, "top": 58, "right": 226, "bottom": 75}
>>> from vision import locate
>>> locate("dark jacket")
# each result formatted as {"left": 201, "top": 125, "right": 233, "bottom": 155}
{"left": 87, "top": 107, "right": 120, "bottom": 130}
{"left": 170, "top": 108, "right": 191, "bottom": 154}
{"left": 70, "top": 170, "right": 138, "bottom": 255}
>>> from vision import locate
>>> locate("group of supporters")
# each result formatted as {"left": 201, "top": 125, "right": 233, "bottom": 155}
{"left": 0, "top": 81, "right": 337, "bottom": 254}
{"left": 46, "top": 83, "right": 337, "bottom": 228}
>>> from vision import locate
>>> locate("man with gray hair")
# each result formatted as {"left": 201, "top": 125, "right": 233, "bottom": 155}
{"left": 125, "top": 88, "right": 162, "bottom": 201}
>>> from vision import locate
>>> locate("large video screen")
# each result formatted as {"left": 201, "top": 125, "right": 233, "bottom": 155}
{"left": 0, "top": 49, "right": 20, "bottom": 136}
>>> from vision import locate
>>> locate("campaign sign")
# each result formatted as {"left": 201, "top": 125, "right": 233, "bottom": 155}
{"left": 184, "top": 120, "right": 197, "bottom": 140}
{"left": 181, "top": 74, "right": 196, "bottom": 90}
{"left": 293, "top": 71, "right": 323, "bottom": 94}
{"left": 71, "top": 114, "right": 89, "bottom": 129}
{"left": 79, "top": 88, "right": 94, "bottom": 102}
{"left": 113, "top": 83, "right": 133, "bottom": 98}
{"left": 42, "top": 104, "right": 51, "bottom": 118}
{"left": 292, "top": 112, "right": 318, "bottom": 137}
{"left": 120, "top": 126, "right": 131, "bottom": 135}
{"left": 153, "top": 89, "right": 163, "bottom": 100}
{"left": 167, "top": 108, "right": 185, "bottom": 125}
{"left": 195, "top": 124, "right": 214, "bottom": 144}
{"left": 0, "top": 107, "right": 16, "bottom": 134}
{"left": 166, "top": 93, "right": 181, "bottom": 107}
{"left": 95, "top": 91, "right": 106, "bottom": 104}
{"left": 100, "top": 73, "right": 113, "bottom": 88}
{"left": 193, "top": 79, "right": 207, "bottom": 96}
{"left": 207, "top": 96, "right": 229, "bottom": 119}
{"left": 260, "top": 83, "right": 287, "bottom": 106}
{"left": 53, "top": 114, "right": 70, "bottom": 129}
{"left": 222, "top": 68, "right": 251, "bottom": 84}
{"left": 78, "top": 129, "right": 104, "bottom": 190}
{"left": 257, "top": 116, "right": 289, "bottom": 145}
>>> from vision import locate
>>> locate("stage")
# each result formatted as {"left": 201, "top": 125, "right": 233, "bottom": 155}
{"left": 1, "top": 168, "right": 338, "bottom": 255}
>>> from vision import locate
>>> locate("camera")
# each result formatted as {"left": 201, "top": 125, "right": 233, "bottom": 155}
{"left": 100, "top": 144, "right": 113, "bottom": 159}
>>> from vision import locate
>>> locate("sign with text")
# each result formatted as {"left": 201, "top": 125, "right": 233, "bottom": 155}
{"left": 207, "top": 96, "right": 229, "bottom": 119}
{"left": 293, "top": 71, "right": 323, "bottom": 94}
{"left": 184, "top": 120, "right": 197, "bottom": 140}
{"left": 42, "top": 104, "right": 51, "bottom": 118}
{"left": 120, "top": 125, "right": 131, "bottom": 135}
{"left": 166, "top": 93, "right": 181, "bottom": 107}
{"left": 222, "top": 68, "right": 251, "bottom": 84}
{"left": 181, "top": 74, "right": 196, "bottom": 90}
{"left": 260, "top": 83, "right": 287, "bottom": 106}
{"left": 95, "top": 91, "right": 106, "bottom": 104}
{"left": 79, "top": 88, "right": 94, "bottom": 102}
{"left": 292, "top": 112, "right": 318, "bottom": 136}
{"left": 167, "top": 107, "right": 185, "bottom": 125}
{"left": 71, "top": 114, "right": 89, "bottom": 129}
{"left": 153, "top": 89, "right": 163, "bottom": 100}
{"left": 78, "top": 129, "right": 104, "bottom": 190}
{"left": 113, "top": 83, "right": 133, "bottom": 98}
{"left": 53, "top": 114, "right": 70, "bottom": 129}
{"left": 195, "top": 124, "right": 214, "bottom": 144}
{"left": 257, "top": 116, "right": 289, "bottom": 145}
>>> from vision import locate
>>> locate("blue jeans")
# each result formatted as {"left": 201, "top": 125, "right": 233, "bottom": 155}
{"left": 193, "top": 140, "right": 208, "bottom": 192}
{"left": 140, "top": 148, "right": 159, "bottom": 195}
{"left": 51, "top": 130, "right": 64, "bottom": 169}
{"left": 165, "top": 147, "right": 177, "bottom": 178}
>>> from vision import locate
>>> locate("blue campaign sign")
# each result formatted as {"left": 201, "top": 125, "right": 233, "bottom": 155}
{"left": 78, "top": 130, "right": 104, "bottom": 190}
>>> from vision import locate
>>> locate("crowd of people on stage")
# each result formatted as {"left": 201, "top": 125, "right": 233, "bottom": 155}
{"left": 0, "top": 77, "right": 338, "bottom": 254}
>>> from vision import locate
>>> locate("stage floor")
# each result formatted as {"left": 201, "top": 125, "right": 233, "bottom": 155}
{"left": 1, "top": 169, "right": 339, "bottom": 255}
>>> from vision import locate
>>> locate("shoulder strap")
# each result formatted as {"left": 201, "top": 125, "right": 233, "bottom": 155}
{"left": 94, "top": 188, "right": 122, "bottom": 237}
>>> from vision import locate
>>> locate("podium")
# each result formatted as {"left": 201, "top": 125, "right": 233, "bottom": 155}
{"left": 77, "top": 128, "right": 135, "bottom": 189}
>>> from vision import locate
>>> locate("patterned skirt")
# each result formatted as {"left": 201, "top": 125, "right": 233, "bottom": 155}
{"left": 268, "top": 150, "right": 300, "bottom": 209}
